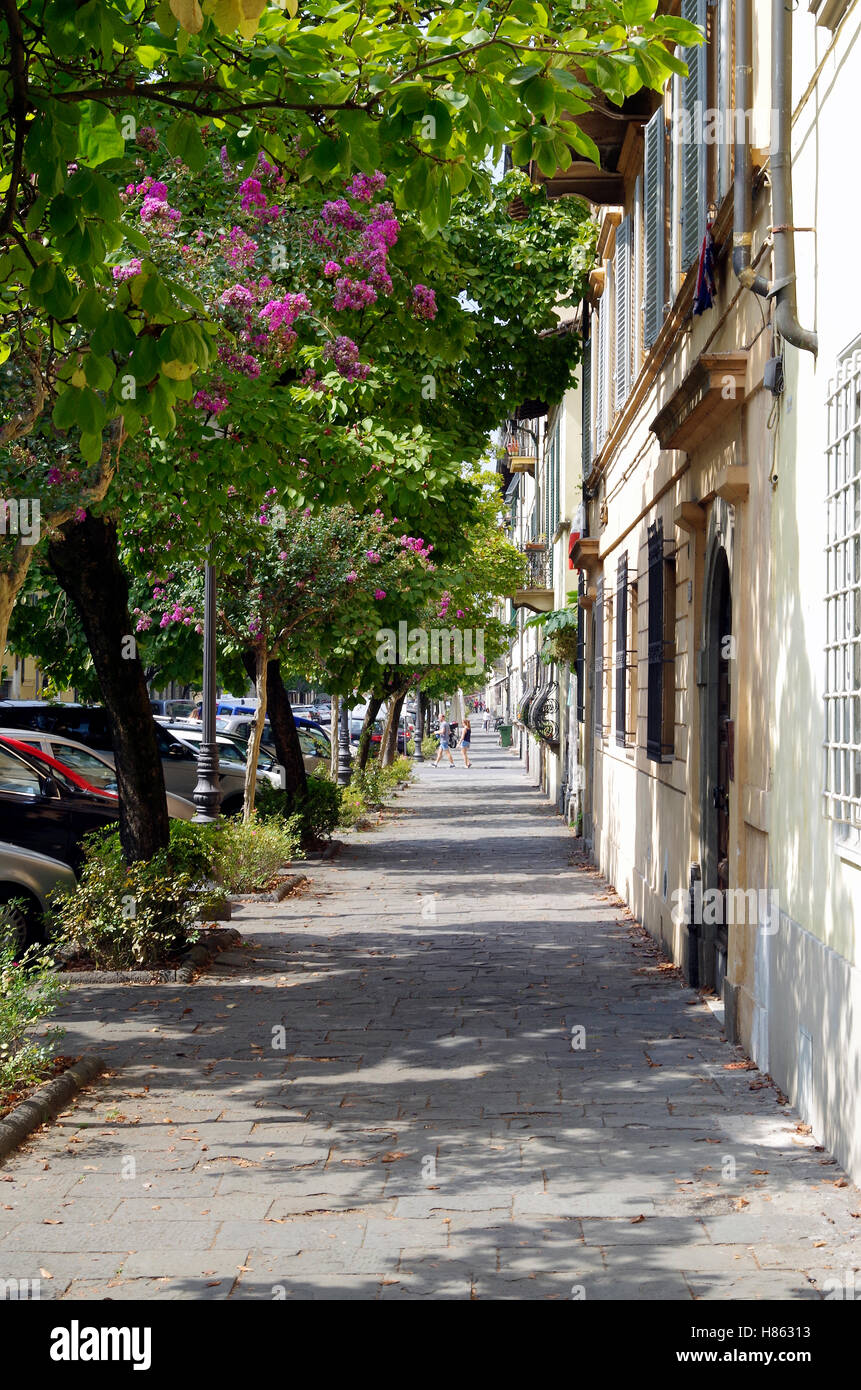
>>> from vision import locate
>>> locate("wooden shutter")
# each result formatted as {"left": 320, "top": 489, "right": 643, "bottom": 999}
{"left": 581, "top": 325, "right": 592, "bottom": 475}
{"left": 596, "top": 303, "right": 609, "bottom": 452}
{"left": 615, "top": 553, "right": 628, "bottom": 746}
{"left": 647, "top": 521, "right": 664, "bottom": 762}
{"left": 576, "top": 572, "right": 585, "bottom": 724}
{"left": 614, "top": 215, "right": 632, "bottom": 410}
{"left": 717, "top": 0, "right": 732, "bottom": 200}
{"left": 680, "top": 0, "right": 708, "bottom": 271}
{"left": 643, "top": 108, "right": 666, "bottom": 348}
{"left": 594, "top": 576, "right": 604, "bottom": 738}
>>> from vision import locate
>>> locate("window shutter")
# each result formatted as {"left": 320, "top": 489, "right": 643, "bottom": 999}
{"left": 581, "top": 326, "right": 592, "bottom": 475}
{"left": 680, "top": 0, "right": 708, "bottom": 271}
{"left": 614, "top": 215, "right": 632, "bottom": 410}
{"left": 576, "top": 572, "right": 585, "bottom": 724}
{"left": 615, "top": 553, "right": 628, "bottom": 746}
{"left": 596, "top": 304, "right": 608, "bottom": 452}
{"left": 643, "top": 108, "right": 666, "bottom": 348}
{"left": 594, "top": 576, "right": 604, "bottom": 738}
{"left": 717, "top": 0, "right": 732, "bottom": 200}
{"left": 646, "top": 520, "right": 665, "bottom": 762}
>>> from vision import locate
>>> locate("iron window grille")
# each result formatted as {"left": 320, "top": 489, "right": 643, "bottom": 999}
{"left": 824, "top": 339, "right": 861, "bottom": 827}
{"left": 594, "top": 576, "right": 605, "bottom": 740}
{"left": 646, "top": 520, "right": 677, "bottom": 762}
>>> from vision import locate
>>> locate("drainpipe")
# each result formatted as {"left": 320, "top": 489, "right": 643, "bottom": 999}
{"left": 732, "top": 0, "right": 769, "bottom": 295}
{"left": 732, "top": 0, "right": 817, "bottom": 356}
{"left": 770, "top": 0, "right": 818, "bottom": 355}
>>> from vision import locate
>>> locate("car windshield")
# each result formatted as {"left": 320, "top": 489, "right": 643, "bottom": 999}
{"left": 175, "top": 728, "right": 276, "bottom": 771}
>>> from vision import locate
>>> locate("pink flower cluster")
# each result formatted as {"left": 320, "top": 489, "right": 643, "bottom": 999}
{"left": 112, "top": 258, "right": 143, "bottom": 282}
{"left": 219, "top": 284, "right": 255, "bottom": 308}
{"left": 323, "top": 335, "right": 370, "bottom": 381}
{"left": 399, "top": 534, "right": 433, "bottom": 559}
{"left": 332, "top": 276, "right": 377, "bottom": 312}
{"left": 192, "top": 390, "right": 229, "bottom": 414}
{"left": 412, "top": 284, "right": 437, "bottom": 320}
{"left": 346, "top": 170, "right": 387, "bottom": 203}
{"left": 217, "top": 343, "right": 261, "bottom": 378}
{"left": 259, "top": 291, "right": 311, "bottom": 334}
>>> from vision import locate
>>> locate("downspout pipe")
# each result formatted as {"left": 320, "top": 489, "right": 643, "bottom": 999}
{"left": 733, "top": 0, "right": 769, "bottom": 295}
{"left": 732, "top": 0, "right": 817, "bottom": 356}
{"left": 770, "top": 0, "right": 818, "bottom": 355}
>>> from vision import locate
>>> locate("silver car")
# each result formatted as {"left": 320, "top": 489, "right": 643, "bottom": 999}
{"left": 0, "top": 730, "right": 197, "bottom": 821}
{"left": 167, "top": 725, "right": 286, "bottom": 790}
{"left": 0, "top": 839, "right": 77, "bottom": 948}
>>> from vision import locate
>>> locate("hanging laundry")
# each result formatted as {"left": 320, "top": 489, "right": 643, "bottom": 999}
{"left": 693, "top": 220, "right": 717, "bottom": 317}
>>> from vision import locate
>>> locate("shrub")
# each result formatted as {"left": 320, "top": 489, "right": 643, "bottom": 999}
{"left": 0, "top": 921, "right": 68, "bottom": 1098}
{"left": 421, "top": 734, "right": 438, "bottom": 760}
{"left": 337, "top": 784, "right": 368, "bottom": 828}
{"left": 256, "top": 773, "right": 341, "bottom": 844}
{"left": 206, "top": 813, "right": 301, "bottom": 894}
{"left": 49, "top": 826, "right": 202, "bottom": 970}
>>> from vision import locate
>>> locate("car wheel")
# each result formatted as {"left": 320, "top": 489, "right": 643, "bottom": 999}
{"left": 0, "top": 889, "right": 44, "bottom": 953}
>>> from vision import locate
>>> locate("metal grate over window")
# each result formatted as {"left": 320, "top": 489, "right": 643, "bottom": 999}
{"left": 824, "top": 342, "right": 861, "bottom": 825}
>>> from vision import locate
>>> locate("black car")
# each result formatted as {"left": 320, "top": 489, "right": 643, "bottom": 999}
{"left": 0, "top": 738, "right": 118, "bottom": 871}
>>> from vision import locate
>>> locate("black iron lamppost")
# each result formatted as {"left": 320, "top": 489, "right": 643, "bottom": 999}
{"left": 192, "top": 545, "right": 221, "bottom": 822}
{"left": 337, "top": 697, "right": 353, "bottom": 786}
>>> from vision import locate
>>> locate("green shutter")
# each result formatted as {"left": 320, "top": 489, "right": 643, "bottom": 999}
{"left": 643, "top": 108, "right": 666, "bottom": 348}
{"left": 680, "top": 0, "right": 708, "bottom": 270}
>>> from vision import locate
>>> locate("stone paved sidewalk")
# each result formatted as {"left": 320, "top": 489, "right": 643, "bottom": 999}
{"left": 0, "top": 731, "right": 858, "bottom": 1300}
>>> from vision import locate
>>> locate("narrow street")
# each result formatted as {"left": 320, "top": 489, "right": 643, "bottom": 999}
{"left": 0, "top": 731, "right": 858, "bottom": 1301}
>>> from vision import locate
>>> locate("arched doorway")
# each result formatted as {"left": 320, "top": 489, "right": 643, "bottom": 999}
{"left": 701, "top": 546, "right": 732, "bottom": 995}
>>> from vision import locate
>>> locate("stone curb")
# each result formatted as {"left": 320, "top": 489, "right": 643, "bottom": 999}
{"left": 229, "top": 873, "right": 308, "bottom": 905}
{"left": 58, "top": 927, "right": 241, "bottom": 986}
{"left": 0, "top": 1055, "right": 106, "bottom": 1162}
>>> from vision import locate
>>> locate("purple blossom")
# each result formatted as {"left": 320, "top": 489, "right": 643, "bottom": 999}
{"left": 112, "top": 259, "right": 142, "bottom": 282}
{"left": 412, "top": 284, "right": 437, "bottom": 321}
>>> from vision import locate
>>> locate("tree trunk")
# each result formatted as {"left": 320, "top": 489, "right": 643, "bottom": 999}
{"left": 0, "top": 546, "right": 35, "bottom": 668}
{"left": 48, "top": 513, "right": 169, "bottom": 863}
{"left": 356, "top": 695, "right": 382, "bottom": 772}
{"left": 243, "top": 642, "right": 268, "bottom": 822}
{"left": 380, "top": 689, "right": 407, "bottom": 767}
{"left": 262, "top": 658, "right": 308, "bottom": 804}
{"left": 329, "top": 694, "right": 339, "bottom": 780}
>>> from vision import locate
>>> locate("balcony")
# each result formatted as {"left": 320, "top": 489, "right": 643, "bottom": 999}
{"left": 502, "top": 423, "right": 538, "bottom": 476}
{"left": 513, "top": 545, "right": 554, "bottom": 614}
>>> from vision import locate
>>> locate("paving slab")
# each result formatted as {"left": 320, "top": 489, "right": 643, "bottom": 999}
{"left": 0, "top": 730, "right": 858, "bottom": 1300}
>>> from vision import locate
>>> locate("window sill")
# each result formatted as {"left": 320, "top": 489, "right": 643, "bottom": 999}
{"left": 835, "top": 825, "right": 861, "bottom": 870}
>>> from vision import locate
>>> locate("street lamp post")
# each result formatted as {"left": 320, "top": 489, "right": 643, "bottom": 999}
{"left": 337, "top": 698, "right": 353, "bottom": 786}
{"left": 192, "top": 548, "right": 221, "bottom": 822}
{"left": 413, "top": 685, "right": 424, "bottom": 762}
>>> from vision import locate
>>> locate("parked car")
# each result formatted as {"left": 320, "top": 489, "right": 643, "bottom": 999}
{"left": 167, "top": 726, "right": 286, "bottom": 790}
{"left": 0, "top": 839, "right": 77, "bottom": 948}
{"left": 150, "top": 698, "right": 196, "bottom": 720}
{"left": 0, "top": 737, "right": 119, "bottom": 873}
{"left": 349, "top": 717, "right": 383, "bottom": 748}
{"left": 225, "top": 714, "right": 330, "bottom": 747}
{"left": 0, "top": 730, "right": 196, "bottom": 821}
{"left": 0, "top": 703, "right": 265, "bottom": 816}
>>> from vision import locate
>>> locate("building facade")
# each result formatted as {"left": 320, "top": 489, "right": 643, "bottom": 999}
{"left": 491, "top": 0, "right": 861, "bottom": 1181}
{"left": 564, "top": 0, "right": 861, "bottom": 1181}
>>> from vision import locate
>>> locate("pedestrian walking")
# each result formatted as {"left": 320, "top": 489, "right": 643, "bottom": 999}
{"left": 433, "top": 716, "right": 455, "bottom": 766}
{"left": 459, "top": 718, "right": 472, "bottom": 768}
{"left": 483, "top": 713, "right": 490, "bottom": 731}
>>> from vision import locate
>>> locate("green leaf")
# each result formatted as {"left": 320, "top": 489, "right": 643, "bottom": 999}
{"left": 622, "top": 0, "right": 657, "bottom": 24}
{"left": 79, "top": 431, "right": 103, "bottom": 463}
{"left": 520, "top": 77, "right": 556, "bottom": 117}
{"left": 165, "top": 118, "right": 207, "bottom": 172}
